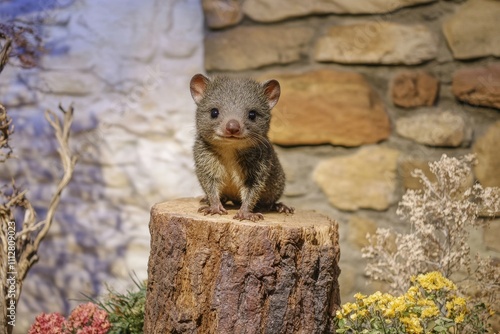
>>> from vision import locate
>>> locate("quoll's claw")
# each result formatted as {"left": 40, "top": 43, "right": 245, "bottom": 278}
{"left": 274, "top": 202, "right": 295, "bottom": 214}
{"left": 233, "top": 211, "right": 264, "bottom": 222}
{"left": 198, "top": 204, "right": 228, "bottom": 216}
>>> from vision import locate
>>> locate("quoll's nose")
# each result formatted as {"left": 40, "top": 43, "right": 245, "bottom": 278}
{"left": 226, "top": 119, "right": 241, "bottom": 135}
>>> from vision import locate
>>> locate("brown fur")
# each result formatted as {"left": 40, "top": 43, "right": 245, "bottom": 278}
{"left": 190, "top": 74, "right": 294, "bottom": 221}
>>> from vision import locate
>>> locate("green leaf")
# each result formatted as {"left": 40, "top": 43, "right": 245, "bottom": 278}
{"left": 368, "top": 330, "right": 382, "bottom": 334}
{"left": 434, "top": 325, "right": 447, "bottom": 332}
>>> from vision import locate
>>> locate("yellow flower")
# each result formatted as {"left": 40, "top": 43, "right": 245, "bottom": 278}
{"left": 341, "top": 302, "right": 358, "bottom": 314}
{"left": 415, "top": 272, "right": 456, "bottom": 292}
{"left": 354, "top": 292, "right": 366, "bottom": 300}
{"left": 358, "top": 309, "right": 369, "bottom": 318}
{"left": 455, "top": 312, "right": 465, "bottom": 323}
{"left": 446, "top": 296, "right": 467, "bottom": 320}
{"left": 445, "top": 301, "right": 454, "bottom": 317}
{"left": 338, "top": 274, "right": 474, "bottom": 331}
{"left": 446, "top": 296, "right": 466, "bottom": 310}
{"left": 405, "top": 286, "right": 420, "bottom": 302}
{"left": 416, "top": 298, "right": 435, "bottom": 307}
{"left": 394, "top": 296, "right": 408, "bottom": 313}
{"left": 421, "top": 305, "right": 439, "bottom": 318}
{"left": 364, "top": 291, "right": 383, "bottom": 306}
{"left": 383, "top": 308, "right": 396, "bottom": 318}
{"left": 400, "top": 315, "right": 423, "bottom": 334}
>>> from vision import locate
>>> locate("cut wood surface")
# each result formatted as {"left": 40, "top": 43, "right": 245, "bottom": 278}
{"left": 144, "top": 198, "right": 341, "bottom": 334}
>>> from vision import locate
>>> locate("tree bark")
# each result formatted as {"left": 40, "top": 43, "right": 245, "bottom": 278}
{"left": 144, "top": 198, "right": 341, "bottom": 334}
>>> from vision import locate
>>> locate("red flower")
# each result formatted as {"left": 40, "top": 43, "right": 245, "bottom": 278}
{"left": 66, "top": 303, "right": 111, "bottom": 334}
{"left": 28, "top": 312, "right": 65, "bottom": 334}
{"left": 29, "top": 303, "right": 111, "bottom": 334}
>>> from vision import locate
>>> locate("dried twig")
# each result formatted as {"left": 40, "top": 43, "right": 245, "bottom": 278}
{"left": 0, "top": 22, "right": 43, "bottom": 69}
{"left": 0, "top": 38, "right": 12, "bottom": 74}
{"left": 0, "top": 102, "right": 13, "bottom": 163}
{"left": 0, "top": 21, "right": 50, "bottom": 334}
{"left": 17, "top": 105, "right": 77, "bottom": 280}
{"left": 0, "top": 105, "right": 77, "bottom": 334}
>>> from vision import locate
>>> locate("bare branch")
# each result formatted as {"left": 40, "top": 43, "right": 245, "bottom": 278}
{"left": 32, "top": 105, "right": 77, "bottom": 256}
{"left": 0, "top": 103, "right": 77, "bottom": 334}
{"left": 0, "top": 38, "right": 12, "bottom": 74}
{"left": 0, "top": 22, "right": 43, "bottom": 69}
{"left": 0, "top": 104, "right": 13, "bottom": 162}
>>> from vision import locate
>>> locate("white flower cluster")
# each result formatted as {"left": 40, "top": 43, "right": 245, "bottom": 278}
{"left": 362, "top": 154, "right": 499, "bottom": 314}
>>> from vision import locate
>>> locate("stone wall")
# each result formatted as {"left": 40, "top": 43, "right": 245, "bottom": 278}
{"left": 201, "top": 0, "right": 500, "bottom": 308}
{"left": 1, "top": 0, "right": 499, "bottom": 332}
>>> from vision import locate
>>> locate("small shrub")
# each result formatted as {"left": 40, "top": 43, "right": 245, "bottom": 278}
{"left": 29, "top": 277, "right": 146, "bottom": 334}
{"left": 362, "top": 154, "right": 500, "bottom": 328}
{"left": 93, "top": 276, "right": 147, "bottom": 334}
{"left": 29, "top": 302, "right": 111, "bottom": 334}
{"left": 335, "top": 272, "right": 493, "bottom": 334}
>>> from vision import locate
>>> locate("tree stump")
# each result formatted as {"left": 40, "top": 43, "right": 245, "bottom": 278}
{"left": 144, "top": 198, "right": 341, "bottom": 334}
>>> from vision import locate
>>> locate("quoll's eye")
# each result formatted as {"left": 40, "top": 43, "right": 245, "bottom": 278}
{"left": 248, "top": 110, "right": 257, "bottom": 120}
{"left": 210, "top": 108, "right": 219, "bottom": 119}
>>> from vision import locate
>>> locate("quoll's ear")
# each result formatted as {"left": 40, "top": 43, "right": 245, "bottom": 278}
{"left": 262, "top": 79, "right": 280, "bottom": 109}
{"left": 190, "top": 74, "right": 210, "bottom": 104}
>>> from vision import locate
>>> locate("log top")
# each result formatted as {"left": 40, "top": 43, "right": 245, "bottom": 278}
{"left": 152, "top": 197, "right": 335, "bottom": 228}
{"left": 151, "top": 198, "right": 338, "bottom": 245}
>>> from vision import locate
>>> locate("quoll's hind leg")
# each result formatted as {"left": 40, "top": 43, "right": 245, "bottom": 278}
{"left": 272, "top": 202, "right": 295, "bottom": 214}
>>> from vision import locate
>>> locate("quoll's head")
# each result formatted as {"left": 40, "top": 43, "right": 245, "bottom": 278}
{"left": 190, "top": 74, "right": 280, "bottom": 144}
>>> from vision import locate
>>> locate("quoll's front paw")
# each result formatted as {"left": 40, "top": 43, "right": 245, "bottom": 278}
{"left": 198, "top": 204, "right": 228, "bottom": 216}
{"left": 233, "top": 210, "right": 264, "bottom": 222}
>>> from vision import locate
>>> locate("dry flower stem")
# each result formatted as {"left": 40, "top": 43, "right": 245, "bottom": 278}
{"left": 362, "top": 154, "right": 500, "bottom": 328}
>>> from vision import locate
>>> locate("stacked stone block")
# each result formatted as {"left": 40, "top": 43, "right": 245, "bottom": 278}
{"left": 201, "top": 0, "right": 500, "bottom": 308}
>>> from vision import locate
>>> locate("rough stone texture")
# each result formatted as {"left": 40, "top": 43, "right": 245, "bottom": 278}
{"left": 314, "top": 22, "right": 438, "bottom": 65}
{"left": 205, "top": 25, "right": 314, "bottom": 71}
{"left": 347, "top": 216, "right": 377, "bottom": 249}
{"left": 391, "top": 71, "right": 439, "bottom": 108}
{"left": 473, "top": 121, "right": 500, "bottom": 187}
{"left": 443, "top": 0, "right": 500, "bottom": 59}
{"left": 202, "top": 0, "right": 243, "bottom": 29}
{"left": 395, "top": 111, "right": 466, "bottom": 147}
{"left": 0, "top": 0, "right": 205, "bottom": 331}
{"left": 145, "top": 198, "right": 341, "bottom": 334}
{"left": 313, "top": 146, "right": 400, "bottom": 211}
{"left": 267, "top": 69, "right": 390, "bottom": 146}
{"left": 399, "top": 159, "right": 436, "bottom": 190}
{"left": 399, "top": 157, "right": 474, "bottom": 193}
{"left": 2, "top": 0, "right": 500, "bottom": 332}
{"left": 243, "top": 0, "right": 436, "bottom": 22}
{"left": 452, "top": 64, "right": 500, "bottom": 110}
{"left": 484, "top": 219, "right": 500, "bottom": 252}
{"left": 36, "top": 71, "right": 99, "bottom": 96}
